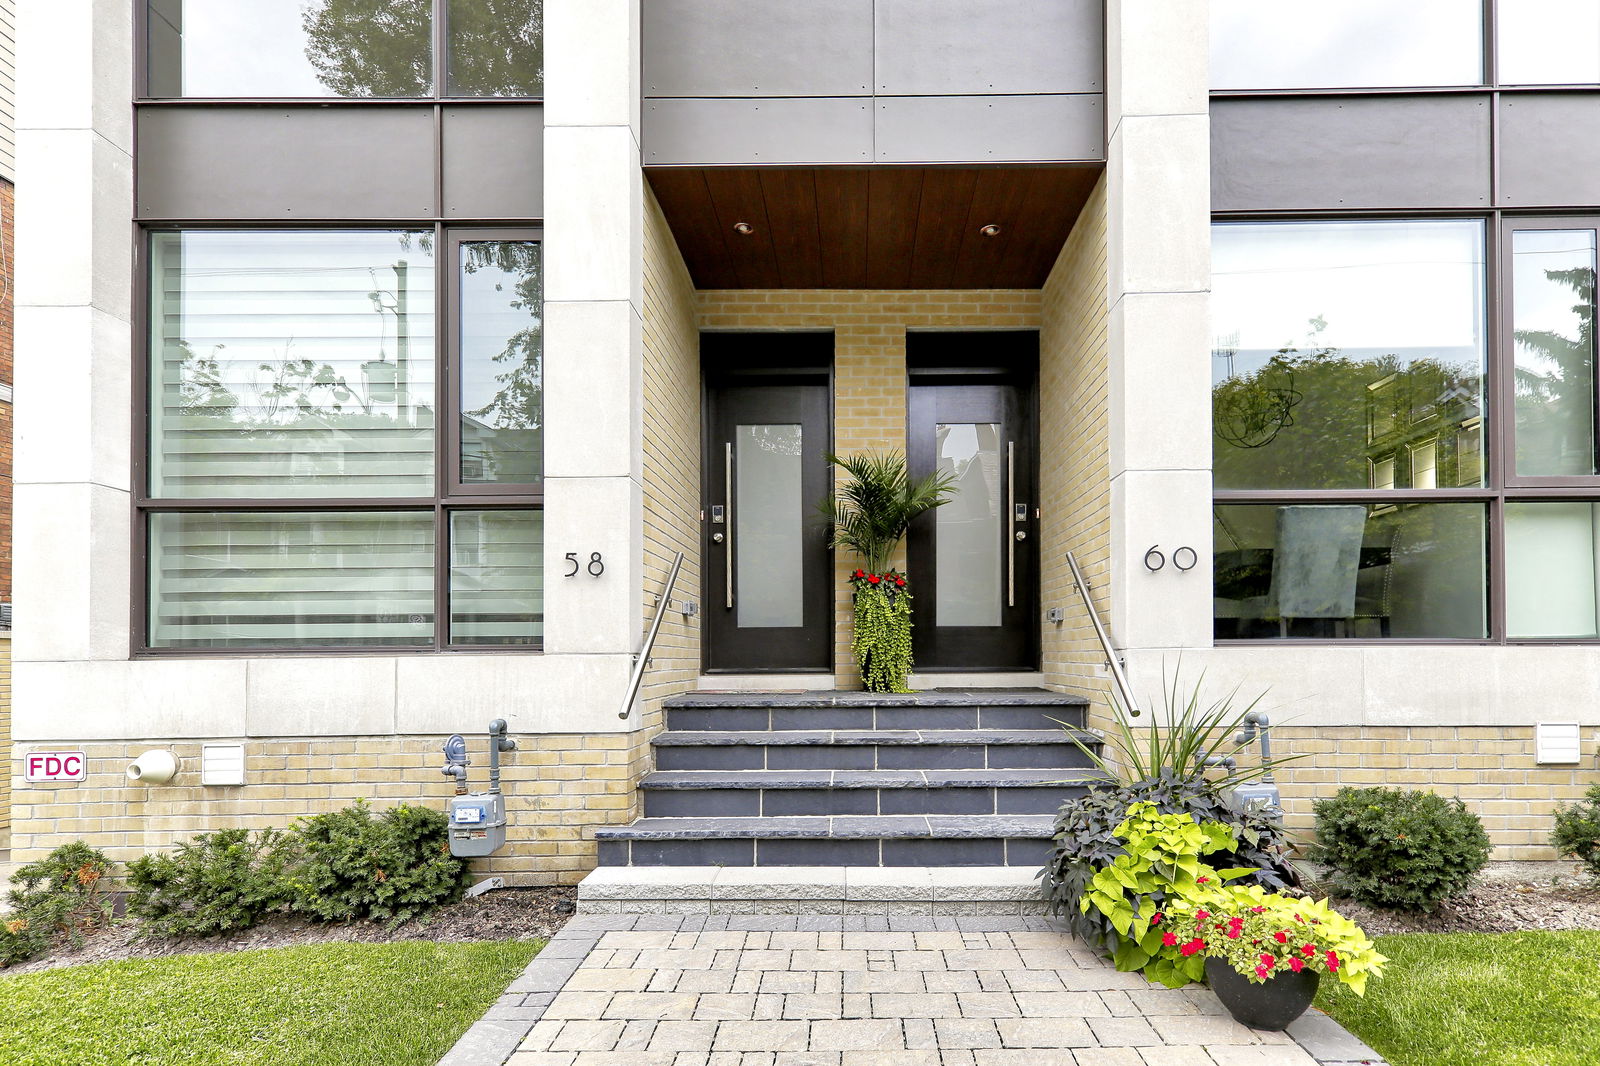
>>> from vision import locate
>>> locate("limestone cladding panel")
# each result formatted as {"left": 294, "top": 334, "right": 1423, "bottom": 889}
{"left": 637, "top": 186, "right": 703, "bottom": 758}
{"left": 8, "top": 733, "right": 644, "bottom": 884}
{"left": 695, "top": 290, "right": 1042, "bottom": 682}
{"left": 1038, "top": 175, "right": 1114, "bottom": 733}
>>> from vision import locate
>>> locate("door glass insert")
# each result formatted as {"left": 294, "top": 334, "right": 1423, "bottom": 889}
{"left": 1512, "top": 229, "right": 1598, "bottom": 477}
{"left": 935, "top": 423, "right": 1003, "bottom": 627}
{"left": 735, "top": 424, "right": 803, "bottom": 628}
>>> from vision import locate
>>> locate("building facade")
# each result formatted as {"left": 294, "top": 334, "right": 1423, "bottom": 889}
{"left": 8, "top": 1, "right": 1598, "bottom": 882}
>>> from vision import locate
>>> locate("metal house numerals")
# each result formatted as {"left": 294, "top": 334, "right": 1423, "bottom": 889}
{"left": 564, "top": 552, "right": 606, "bottom": 578}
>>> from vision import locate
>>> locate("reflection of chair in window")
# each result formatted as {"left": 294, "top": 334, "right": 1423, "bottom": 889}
{"left": 1266, "top": 505, "right": 1367, "bottom": 637}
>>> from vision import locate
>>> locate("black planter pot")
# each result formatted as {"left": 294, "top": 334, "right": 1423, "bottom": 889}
{"left": 1205, "top": 957, "right": 1320, "bottom": 1031}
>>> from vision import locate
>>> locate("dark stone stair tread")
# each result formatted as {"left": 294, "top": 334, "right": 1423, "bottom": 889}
{"left": 639, "top": 768, "right": 1109, "bottom": 790}
{"left": 667, "top": 688, "right": 1090, "bottom": 709}
{"left": 594, "top": 814, "right": 1057, "bottom": 841}
{"left": 651, "top": 728, "right": 1095, "bottom": 747}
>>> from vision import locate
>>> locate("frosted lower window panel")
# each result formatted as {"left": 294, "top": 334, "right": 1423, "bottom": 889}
{"left": 148, "top": 511, "right": 435, "bottom": 648}
{"left": 1505, "top": 502, "right": 1600, "bottom": 638}
{"left": 735, "top": 424, "right": 803, "bottom": 628}
{"left": 450, "top": 510, "right": 543, "bottom": 645}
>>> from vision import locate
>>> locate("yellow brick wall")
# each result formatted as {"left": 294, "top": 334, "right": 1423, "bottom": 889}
{"left": 0, "top": 633, "right": 9, "bottom": 839}
{"left": 1270, "top": 725, "right": 1590, "bottom": 861}
{"left": 9, "top": 734, "right": 643, "bottom": 884}
{"left": 1037, "top": 175, "right": 1114, "bottom": 730}
{"left": 639, "top": 186, "right": 704, "bottom": 739}
{"left": 695, "top": 290, "right": 1043, "bottom": 682}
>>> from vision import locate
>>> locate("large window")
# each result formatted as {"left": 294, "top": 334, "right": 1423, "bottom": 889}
{"left": 142, "top": 228, "right": 543, "bottom": 651}
{"left": 1213, "top": 217, "right": 1600, "bottom": 643}
{"left": 144, "top": 0, "right": 543, "bottom": 98}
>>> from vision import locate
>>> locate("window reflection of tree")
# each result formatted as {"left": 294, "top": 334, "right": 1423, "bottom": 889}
{"left": 1212, "top": 315, "right": 1484, "bottom": 491}
{"left": 299, "top": 0, "right": 543, "bottom": 97}
{"left": 461, "top": 241, "right": 542, "bottom": 483}
{"left": 1514, "top": 263, "right": 1597, "bottom": 475}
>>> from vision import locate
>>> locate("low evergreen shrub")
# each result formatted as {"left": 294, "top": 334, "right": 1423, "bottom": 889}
{"left": 0, "top": 842, "right": 115, "bottom": 966}
{"left": 1312, "top": 786, "right": 1491, "bottom": 911}
{"left": 1551, "top": 784, "right": 1600, "bottom": 881}
{"left": 126, "top": 827, "right": 292, "bottom": 938}
{"left": 284, "top": 801, "right": 471, "bottom": 923}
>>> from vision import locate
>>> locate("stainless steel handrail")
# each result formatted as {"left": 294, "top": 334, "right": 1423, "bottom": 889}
{"left": 1065, "top": 550, "right": 1141, "bottom": 718}
{"left": 618, "top": 551, "right": 687, "bottom": 721}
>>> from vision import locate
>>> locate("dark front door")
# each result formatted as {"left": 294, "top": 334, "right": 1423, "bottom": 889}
{"left": 703, "top": 340, "right": 834, "bottom": 673}
{"left": 907, "top": 335, "right": 1039, "bottom": 670}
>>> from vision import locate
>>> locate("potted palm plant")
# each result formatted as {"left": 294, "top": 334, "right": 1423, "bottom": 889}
{"left": 819, "top": 451, "right": 955, "bottom": 692}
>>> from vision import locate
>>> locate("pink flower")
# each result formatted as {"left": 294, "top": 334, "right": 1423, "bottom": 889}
{"left": 1260, "top": 954, "right": 1276, "bottom": 968}
{"left": 1250, "top": 906, "right": 1266, "bottom": 913}
{"left": 1197, "top": 877, "right": 1211, "bottom": 884}
{"left": 1225, "top": 927, "right": 1241, "bottom": 940}
{"left": 1326, "top": 951, "right": 1339, "bottom": 972}
{"left": 1289, "top": 957, "right": 1304, "bottom": 973}
{"left": 1274, "top": 931, "right": 1288, "bottom": 944}
{"left": 1302, "top": 944, "right": 1316, "bottom": 957}
{"left": 1149, "top": 913, "right": 1162, "bottom": 924}
{"left": 1194, "top": 910, "right": 1210, "bottom": 922}
{"left": 1162, "top": 932, "right": 1177, "bottom": 947}
{"left": 1179, "top": 939, "right": 1204, "bottom": 957}
{"left": 1256, "top": 964, "right": 1270, "bottom": 978}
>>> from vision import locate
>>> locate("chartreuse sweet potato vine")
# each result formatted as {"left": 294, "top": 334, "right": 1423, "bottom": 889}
{"left": 1081, "top": 803, "right": 1387, "bottom": 996}
{"left": 849, "top": 569, "right": 914, "bottom": 693}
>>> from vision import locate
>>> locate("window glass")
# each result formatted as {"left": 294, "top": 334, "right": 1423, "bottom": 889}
{"left": 935, "top": 423, "right": 1003, "bottom": 628}
{"left": 1511, "top": 229, "right": 1598, "bottom": 478}
{"left": 1212, "top": 220, "right": 1487, "bottom": 490}
{"left": 449, "top": 510, "right": 543, "bottom": 644}
{"left": 734, "top": 425, "right": 804, "bottom": 628}
{"left": 459, "top": 241, "right": 542, "bottom": 484}
{"left": 1211, "top": 0, "right": 1482, "bottom": 90}
{"left": 1506, "top": 502, "right": 1600, "bottom": 637}
{"left": 1213, "top": 503, "right": 1489, "bottom": 640}
{"left": 147, "top": 0, "right": 433, "bottom": 98}
{"left": 148, "top": 511, "right": 435, "bottom": 648}
{"left": 447, "top": 0, "right": 544, "bottom": 97}
{"left": 1499, "top": 1, "right": 1600, "bottom": 85}
{"left": 148, "top": 230, "right": 437, "bottom": 499}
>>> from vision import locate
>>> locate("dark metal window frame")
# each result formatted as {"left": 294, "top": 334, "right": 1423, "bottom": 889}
{"left": 1213, "top": 210, "right": 1600, "bottom": 646}
{"left": 133, "top": 221, "right": 545, "bottom": 657}
{"left": 133, "top": 0, "right": 544, "bottom": 102}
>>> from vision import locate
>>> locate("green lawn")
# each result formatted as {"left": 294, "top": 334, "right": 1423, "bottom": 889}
{"left": 0, "top": 940, "right": 541, "bottom": 1066}
{"left": 1317, "top": 931, "right": 1600, "bottom": 1066}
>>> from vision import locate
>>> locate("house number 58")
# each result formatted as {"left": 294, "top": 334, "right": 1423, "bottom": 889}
{"left": 564, "top": 552, "right": 605, "bottom": 577}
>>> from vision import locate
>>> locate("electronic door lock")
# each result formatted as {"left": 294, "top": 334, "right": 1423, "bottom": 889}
{"left": 710, "top": 505, "right": 725, "bottom": 524}
{"left": 1015, "top": 503, "right": 1029, "bottom": 522}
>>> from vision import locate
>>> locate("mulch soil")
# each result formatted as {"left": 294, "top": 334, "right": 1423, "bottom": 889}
{"left": 2, "top": 886, "right": 576, "bottom": 976}
{"left": 1305, "top": 875, "right": 1600, "bottom": 937}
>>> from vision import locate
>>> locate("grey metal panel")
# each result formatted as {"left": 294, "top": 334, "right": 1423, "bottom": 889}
{"left": 874, "top": 95, "right": 1103, "bottom": 164}
{"left": 875, "top": 0, "right": 1102, "bottom": 96}
{"left": 1498, "top": 94, "right": 1600, "bottom": 208}
{"left": 643, "top": 98, "right": 873, "bottom": 166}
{"left": 137, "top": 106, "right": 436, "bottom": 218}
{"left": 1210, "top": 96, "right": 1490, "bottom": 212}
{"left": 442, "top": 105, "right": 543, "bottom": 218}
{"left": 643, "top": 0, "right": 873, "bottom": 98}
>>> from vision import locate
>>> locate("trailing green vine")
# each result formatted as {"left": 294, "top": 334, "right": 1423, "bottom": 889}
{"left": 850, "top": 569, "right": 914, "bottom": 693}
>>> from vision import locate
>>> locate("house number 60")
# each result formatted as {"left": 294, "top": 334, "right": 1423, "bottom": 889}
{"left": 564, "top": 552, "right": 606, "bottom": 577}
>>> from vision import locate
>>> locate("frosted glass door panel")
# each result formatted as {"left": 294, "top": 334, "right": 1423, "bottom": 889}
{"left": 735, "top": 424, "right": 803, "bottom": 628}
{"left": 936, "top": 423, "right": 1003, "bottom": 627}
{"left": 1513, "top": 229, "right": 1598, "bottom": 477}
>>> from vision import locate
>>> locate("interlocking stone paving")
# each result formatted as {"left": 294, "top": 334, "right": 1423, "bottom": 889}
{"left": 435, "top": 915, "right": 1386, "bottom": 1066}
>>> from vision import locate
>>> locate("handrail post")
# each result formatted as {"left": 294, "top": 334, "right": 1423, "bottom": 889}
{"left": 1064, "top": 550, "right": 1141, "bottom": 718}
{"left": 618, "top": 551, "right": 687, "bottom": 721}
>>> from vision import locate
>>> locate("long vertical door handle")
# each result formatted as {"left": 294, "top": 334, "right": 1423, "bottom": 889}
{"left": 724, "top": 442, "right": 735, "bottom": 608}
{"left": 1007, "top": 440, "right": 1016, "bottom": 608}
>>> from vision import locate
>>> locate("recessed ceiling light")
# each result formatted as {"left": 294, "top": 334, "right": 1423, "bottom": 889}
{"left": 733, "top": 222, "right": 755, "bottom": 235}
{"left": 980, "top": 224, "right": 1002, "bottom": 238}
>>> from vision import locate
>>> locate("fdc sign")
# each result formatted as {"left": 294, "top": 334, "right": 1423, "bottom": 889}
{"left": 24, "top": 751, "right": 86, "bottom": 783}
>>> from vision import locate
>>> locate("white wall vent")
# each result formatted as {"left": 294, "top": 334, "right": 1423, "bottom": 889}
{"left": 1535, "top": 722, "right": 1582, "bottom": 765}
{"left": 200, "top": 743, "right": 247, "bottom": 786}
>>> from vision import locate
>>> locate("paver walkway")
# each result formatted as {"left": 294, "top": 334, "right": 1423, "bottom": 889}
{"left": 437, "top": 915, "right": 1385, "bottom": 1066}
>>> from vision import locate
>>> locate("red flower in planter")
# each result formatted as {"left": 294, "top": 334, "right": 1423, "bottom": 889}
{"left": 1326, "top": 950, "right": 1339, "bottom": 972}
{"left": 1255, "top": 964, "right": 1270, "bottom": 978}
{"left": 1149, "top": 912, "right": 1162, "bottom": 924}
{"left": 868, "top": 574, "right": 881, "bottom": 584}
{"left": 1274, "top": 931, "right": 1288, "bottom": 944}
{"left": 1194, "top": 910, "right": 1210, "bottom": 922}
{"left": 1259, "top": 953, "right": 1276, "bottom": 968}
{"left": 853, "top": 569, "right": 865, "bottom": 579}
{"left": 1161, "top": 932, "right": 1177, "bottom": 947}
{"left": 896, "top": 577, "right": 906, "bottom": 586}
{"left": 1289, "top": 957, "right": 1304, "bottom": 973}
{"left": 1302, "top": 944, "right": 1316, "bottom": 956}
{"left": 1179, "top": 938, "right": 1204, "bottom": 957}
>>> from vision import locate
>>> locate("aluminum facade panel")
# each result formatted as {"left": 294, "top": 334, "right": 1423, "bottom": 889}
{"left": 874, "top": 0, "right": 1102, "bottom": 95}
{"left": 1211, "top": 95, "right": 1490, "bottom": 212}
{"left": 642, "top": 0, "right": 873, "bottom": 98}
{"left": 1498, "top": 94, "right": 1600, "bottom": 208}
{"left": 874, "top": 95, "right": 1103, "bottom": 164}
{"left": 644, "top": 98, "right": 874, "bottom": 166}
{"left": 441, "top": 105, "right": 543, "bottom": 218}
{"left": 136, "top": 106, "right": 435, "bottom": 219}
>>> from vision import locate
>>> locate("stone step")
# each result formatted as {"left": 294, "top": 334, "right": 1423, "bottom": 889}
{"left": 575, "top": 865, "right": 1052, "bottom": 916}
{"left": 651, "top": 729, "right": 1098, "bottom": 773}
{"left": 640, "top": 767, "right": 1107, "bottom": 818}
{"left": 666, "top": 689, "right": 1090, "bottom": 733}
{"left": 594, "top": 814, "right": 1057, "bottom": 868}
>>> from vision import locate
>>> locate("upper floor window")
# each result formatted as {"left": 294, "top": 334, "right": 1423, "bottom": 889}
{"left": 1499, "top": 0, "right": 1600, "bottom": 85}
{"left": 1211, "top": 0, "right": 1483, "bottom": 90}
{"left": 144, "top": 0, "right": 543, "bottom": 99}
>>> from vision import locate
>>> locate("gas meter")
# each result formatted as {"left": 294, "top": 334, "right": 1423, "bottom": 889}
{"left": 442, "top": 719, "right": 517, "bottom": 858}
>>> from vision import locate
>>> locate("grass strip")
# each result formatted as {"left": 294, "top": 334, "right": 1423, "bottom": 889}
{"left": 1317, "top": 930, "right": 1600, "bottom": 1066}
{"left": 0, "top": 939, "right": 541, "bottom": 1066}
